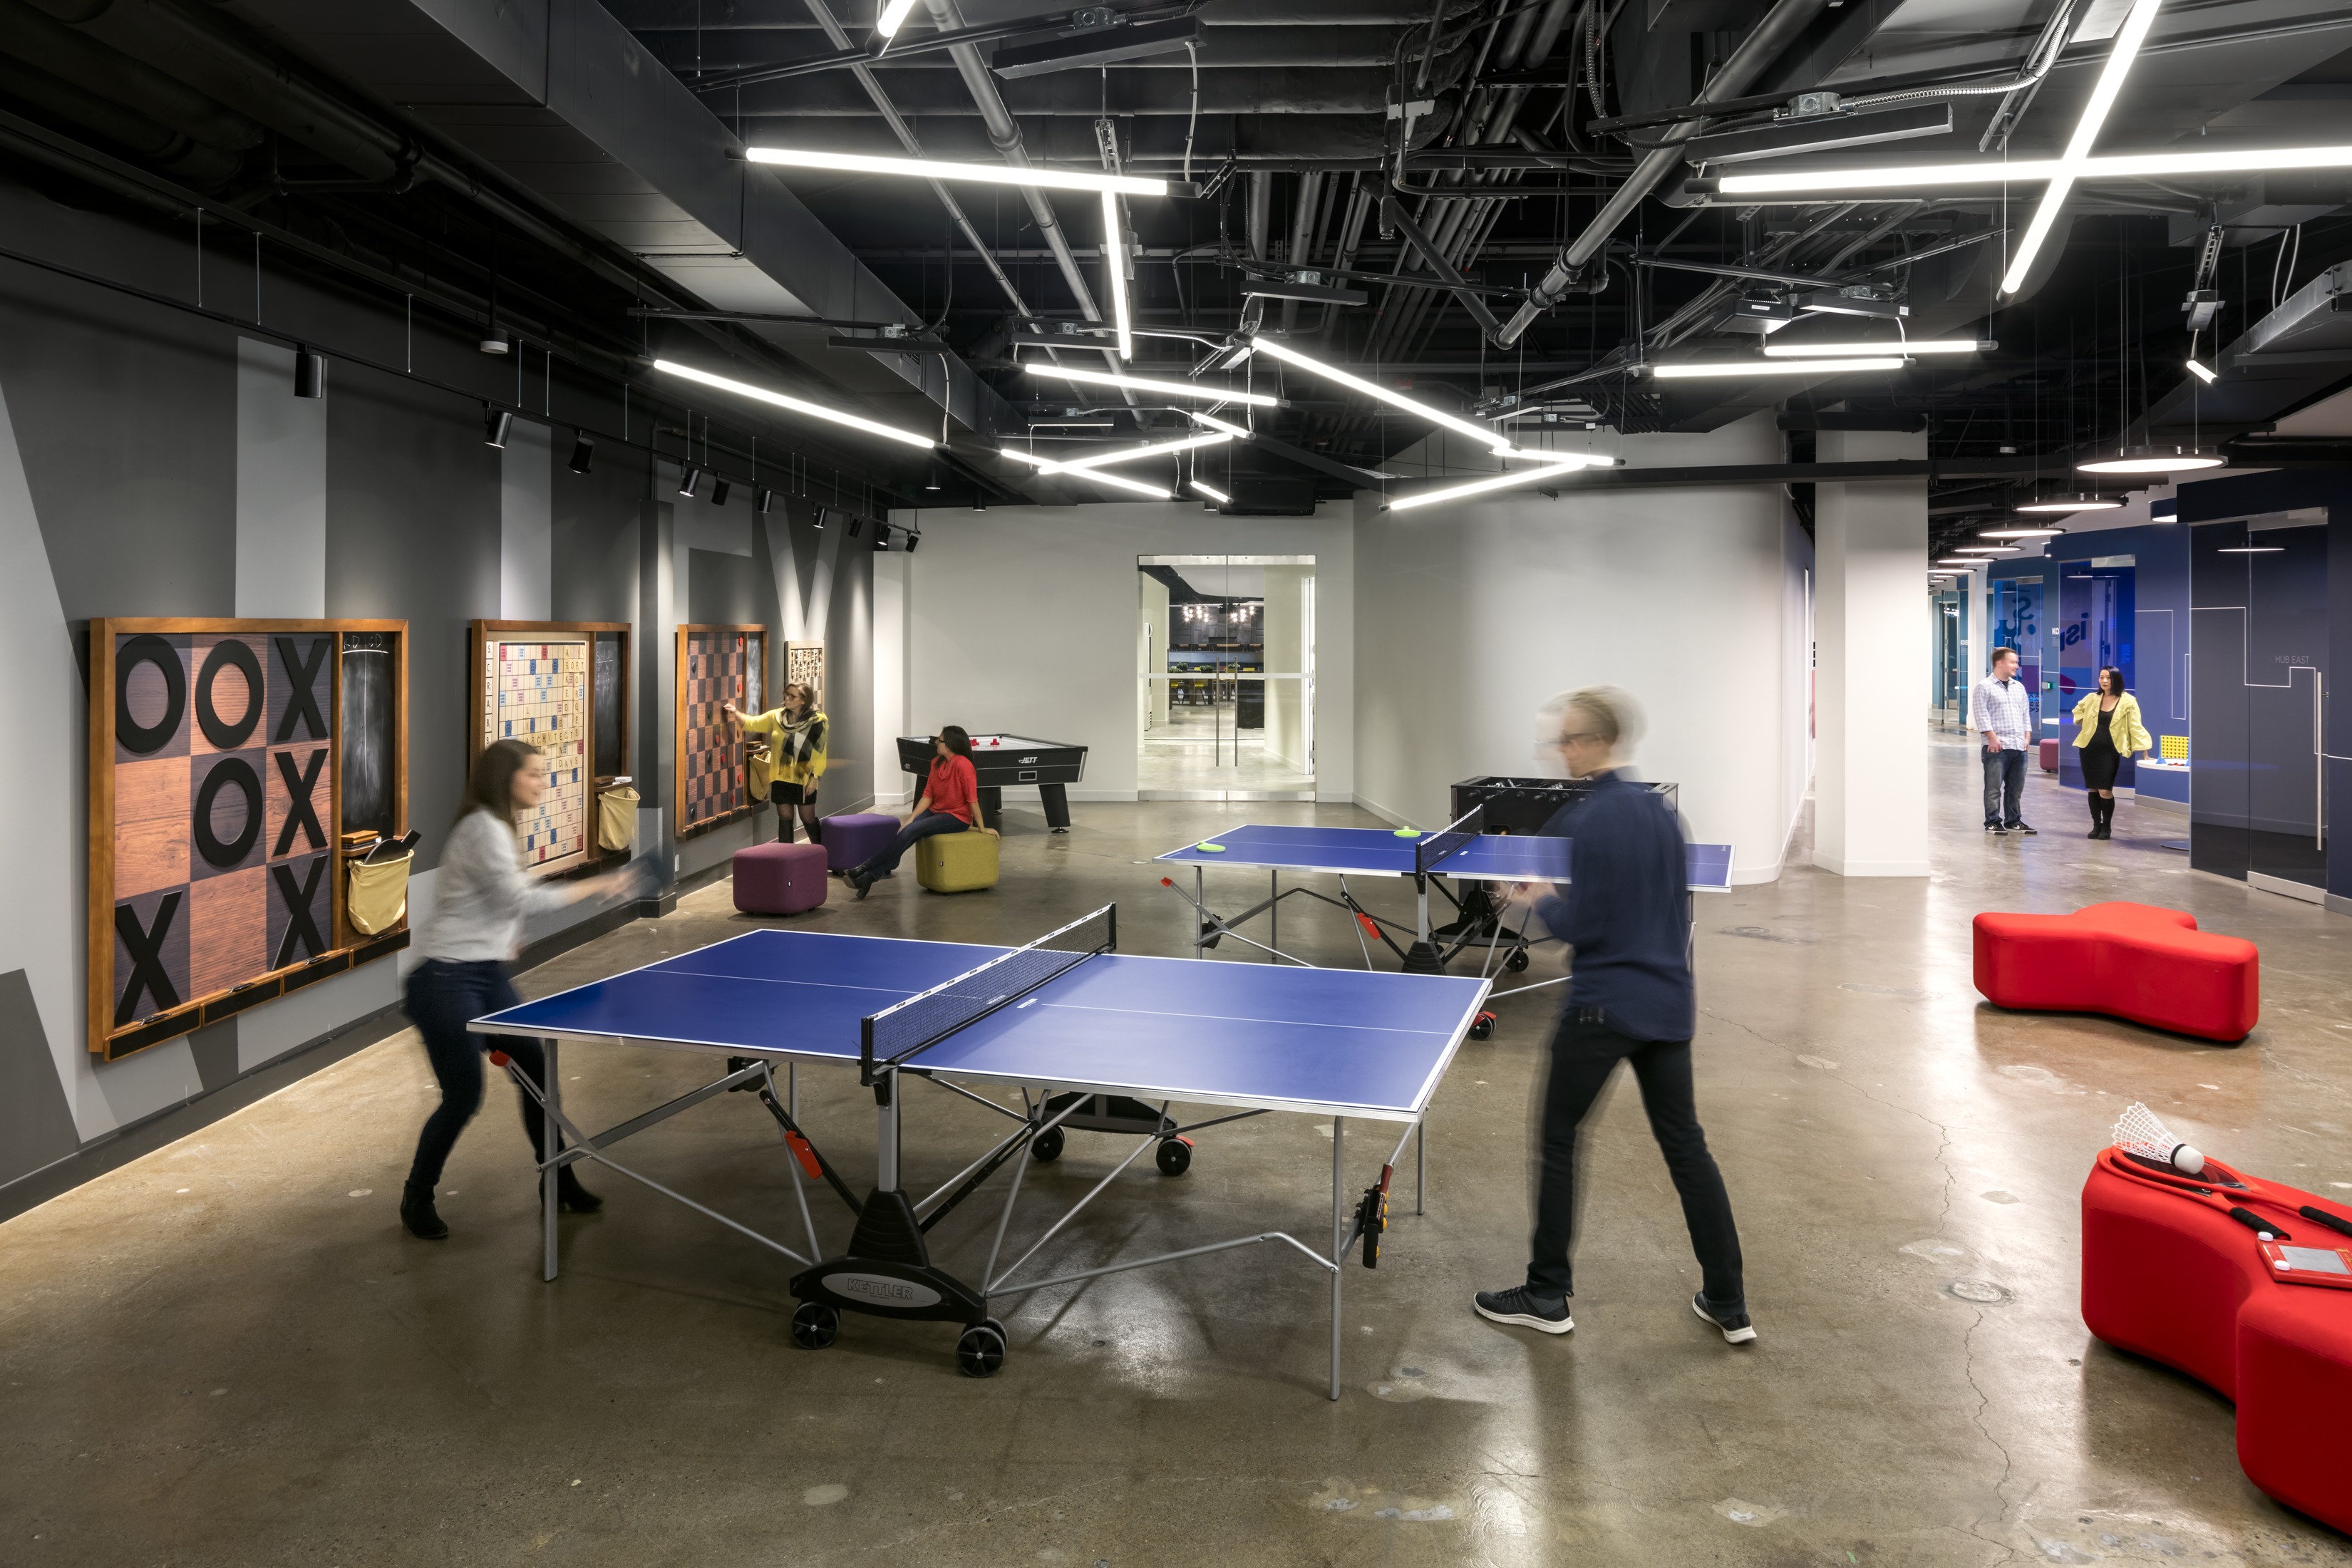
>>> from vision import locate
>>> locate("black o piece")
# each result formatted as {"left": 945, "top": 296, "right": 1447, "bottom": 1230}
{"left": 1155, "top": 1137, "right": 1192, "bottom": 1177}
{"left": 114, "top": 634, "right": 186, "bottom": 755}
{"left": 790, "top": 1301, "right": 840, "bottom": 1349}
{"left": 1031, "top": 1125, "right": 1065, "bottom": 1162}
{"left": 193, "top": 757, "right": 264, "bottom": 868}
{"left": 956, "top": 1320, "right": 1006, "bottom": 1378}
{"left": 195, "top": 638, "right": 264, "bottom": 751}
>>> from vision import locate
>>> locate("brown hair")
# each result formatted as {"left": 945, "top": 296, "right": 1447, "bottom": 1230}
{"left": 1991, "top": 646, "right": 2018, "bottom": 668}
{"left": 461, "top": 738, "right": 540, "bottom": 827}
{"left": 784, "top": 680, "right": 818, "bottom": 711}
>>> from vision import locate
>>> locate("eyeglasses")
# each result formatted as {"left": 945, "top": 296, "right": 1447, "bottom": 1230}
{"left": 1545, "top": 733, "right": 1604, "bottom": 747}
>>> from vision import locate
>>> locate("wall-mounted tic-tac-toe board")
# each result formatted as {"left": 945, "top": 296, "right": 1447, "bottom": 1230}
{"left": 676, "top": 625, "right": 767, "bottom": 837}
{"left": 88, "top": 619, "right": 408, "bottom": 1063}
{"left": 470, "top": 623, "right": 630, "bottom": 877}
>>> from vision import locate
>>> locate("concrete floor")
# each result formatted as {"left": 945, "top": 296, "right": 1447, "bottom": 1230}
{"left": 6, "top": 736, "right": 2351, "bottom": 1567}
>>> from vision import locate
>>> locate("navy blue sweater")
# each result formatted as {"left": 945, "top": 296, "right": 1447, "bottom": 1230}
{"left": 1530, "top": 770, "right": 1695, "bottom": 1042}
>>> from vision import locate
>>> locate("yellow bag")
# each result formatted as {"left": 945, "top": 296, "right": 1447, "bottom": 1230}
{"left": 598, "top": 784, "right": 641, "bottom": 851}
{"left": 346, "top": 851, "right": 412, "bottom": 936}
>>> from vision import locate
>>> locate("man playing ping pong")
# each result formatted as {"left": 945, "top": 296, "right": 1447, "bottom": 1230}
{"left": 1473, "top": 687, "right": 1754, "bottom": 1345}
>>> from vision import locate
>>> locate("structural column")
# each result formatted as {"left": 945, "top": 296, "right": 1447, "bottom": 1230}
{"left": 1813, "top": 429, "right": 1931, "bottom": 877}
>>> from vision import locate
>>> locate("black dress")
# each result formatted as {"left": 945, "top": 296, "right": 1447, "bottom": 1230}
{"left": 2081, "top": 704, "right": 2121, "bottom": 791}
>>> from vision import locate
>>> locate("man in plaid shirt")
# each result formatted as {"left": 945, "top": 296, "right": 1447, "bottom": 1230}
{"left": 1969, "top": 646, "right": 2036, "bottom": 835}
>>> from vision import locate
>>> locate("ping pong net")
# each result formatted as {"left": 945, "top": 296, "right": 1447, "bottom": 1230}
{"left": 858, "top": 903, "right": 1117, "bottom": 1085}
{"left": 1413, "top": 803, "right": 1485, "bottom": 877}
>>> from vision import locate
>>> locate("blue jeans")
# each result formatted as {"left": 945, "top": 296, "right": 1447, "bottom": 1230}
{"left": 853, "top": 811, "right": 968, "bottom": 878}
{"left": 1981, "top": 746, "right": 2027, "bottom": 827}
{"left": 403, "top": 959, "right": 552, "bottom": 1188}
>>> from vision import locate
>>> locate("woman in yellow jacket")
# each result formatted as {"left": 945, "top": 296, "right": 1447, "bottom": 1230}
{"left": 2072, "top": 666, "right": 2152, "bottom": 840}
{"left": 725, "top": 681, "right": 827, "bottom": 845}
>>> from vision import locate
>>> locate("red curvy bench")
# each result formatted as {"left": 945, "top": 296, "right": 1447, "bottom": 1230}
{"left": 1972, "top": 901, "right": 2259, "bottom": 1043}
{"left": 2083, "top": 1148, "right": 2352, "bottom": 1533}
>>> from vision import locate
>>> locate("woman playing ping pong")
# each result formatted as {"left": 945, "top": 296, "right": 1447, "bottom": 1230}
{"left": 845, "top": 725, "right": 997, "bottom": 897}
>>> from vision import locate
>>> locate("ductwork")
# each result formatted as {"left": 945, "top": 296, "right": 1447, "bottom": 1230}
{"left": 1495, "top": 0, "right": 1832, "bottom": 346}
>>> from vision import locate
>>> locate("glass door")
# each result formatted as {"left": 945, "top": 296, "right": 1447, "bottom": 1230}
{"left": 1138, "top": 555, "right": 1316, "bottom": 799}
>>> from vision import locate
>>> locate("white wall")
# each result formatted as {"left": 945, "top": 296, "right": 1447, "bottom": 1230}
{"left": 1353, "top": 413, "right": 1810, "bottom": 884}
{"left": 1814, "top": 428, "right": 1931, "bottom": 877}
{"left": 900, "top": 501, "right": 1355, "bottom": 802}
{"left": 1262, "top": 564, "right": 1310, "bottom": 770}
{"left": 872, "top": 552, "right": 909, "bottom": 804}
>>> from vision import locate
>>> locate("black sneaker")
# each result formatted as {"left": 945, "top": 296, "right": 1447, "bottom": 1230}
{"left": 1985, "top": 823, "right": 2006, "bottom": 835}
{"left": 1692, "top": 1291, "right": 1757, "bottom": 1344}
{"left": 2010, "top": 822, "right": 2038, "bottom": 835}
{"left": 1473, "top": 1286, "right": 1574, "bottom": 1335}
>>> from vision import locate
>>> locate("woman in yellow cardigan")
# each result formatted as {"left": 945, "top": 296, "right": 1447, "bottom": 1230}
{"left": 725, "top": 681, "right": 827, "bottom": 845}
{"left": 2073, "top": 666, "right": 2152, "bottom": 840}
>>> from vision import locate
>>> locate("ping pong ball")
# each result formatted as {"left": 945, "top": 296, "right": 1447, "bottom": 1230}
{"left": 2173, "top": 1143, "right": 2206, "bottom": 1176}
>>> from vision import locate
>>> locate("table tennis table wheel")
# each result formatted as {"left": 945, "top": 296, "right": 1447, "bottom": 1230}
{"left": 1469, "top": 1011, "right": 1496, "bottom": 1041}
{"left": 1505, "top": 947, "right": 1531, "bottom": 973}
{"left": 956, "top": 1319, "right": 1007, "bottom": 1378}
{"left": 1155, "top": 1136, "right": 1193, "bottom": 1177}
{"left": 1031, "top": 1125, "right": 1066, "bottom": 1162}
{"left": 790, "top": 1301, "right": 839, "bottom": 1351}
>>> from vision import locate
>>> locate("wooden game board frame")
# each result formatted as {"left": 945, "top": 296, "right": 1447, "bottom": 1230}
{"left": 469, "top": 621, "right": 631, "bottom": 879}
{"left": 87, "top": 618, "right": 409, "bottom": 1063}
{"left": 674, "top": 624, "right": 770, "bottom": 840}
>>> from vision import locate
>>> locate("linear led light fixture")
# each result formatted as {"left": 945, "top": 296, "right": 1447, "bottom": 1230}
{"left": 1237, "top": 336, "right": 1520, "bottom": 455}
{"left": 1190, "top": 479, "right": 1232, "bottom": 504}
{"left": 1998, "top": 0, "right": 2165, "bottom": 294}
{"left": 1650, "top": 357, "right": 1907, "bottom": 378}
{"left": 875, "top": 0, "right": 920, "bottom": 36}
{"left": 1022, "top": 363, "right": 1279, "bottom": 407}
{"left": 1763, "top": 339, "right": 1988, "bottom": 358}
{"left": 1101, "top": 191, "right": 1133, "bottom": 361}
{"left": 651, "top": 359, "right": 935, "bottom": 449}
{"left": 2217, "top": 545, "right": 2285, "bottom": 553}
{"left": 1718, "top": 143, "right": 2352, "bottom": 196}
{"left": 1056, "top": 431, "right": 1230, "bottom": 473}
{"left": 2186, "top": 358, "right": 2219, "bottom": 384}
{"left": 1187, "top": 411, "right": 1252, "bottom": 438}
{"left": 1385, "top": 458, "right": 1597, "bottom": 511}
{"left": 743, "top": 147, "right": 1167, "bottom": 197}
{"left": 999, "top": 448, "right": 1175, "bottom": 498}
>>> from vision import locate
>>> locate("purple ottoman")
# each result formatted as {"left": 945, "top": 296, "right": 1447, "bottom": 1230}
{"left": 733, "top": 840, "right": 829, "bottom": 915}
{"left": 820, "top": 813, "right": 899, "bottom": 874}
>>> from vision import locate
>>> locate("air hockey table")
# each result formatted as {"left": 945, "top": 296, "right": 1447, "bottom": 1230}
{"left": 897, "top": 733, "right": 1087, "bottom": 832}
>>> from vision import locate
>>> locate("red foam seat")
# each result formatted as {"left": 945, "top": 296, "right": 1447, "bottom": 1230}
{"left": 1973, "top": 901, "right": 2258, "bottom": 1042}
{"left": 733, "top": 840, "right": 830, "bottom": 916}
{"left": 2039, "top": 738, "right": 2060, "bottom": 771}
{"left": 2083, "top": 1150, "right": 2352, "bottom": 1534}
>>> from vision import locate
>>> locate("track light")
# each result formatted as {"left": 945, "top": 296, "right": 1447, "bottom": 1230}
{"left": 678, "top": 466, "right": 702, "bottom": 498}
{"left": 1384, "top": 458, "right": 1596, "bottom": 511}
{"left": 743, "top": 146, "right": 1166, "bottom": 197}
{"left": 710, "top": 478, "right": 731, "bottom": 507}
{"left": 845, "top": 514, "right": 863, "bottom": 537}
{"left": 653, "top": 359, "right": 937, "bottom": 450}
{"left": 2186, "top": 358, "right": 2218, "bottom": 384}
{"left": 906, "top": 532, "right": 921, "bottom": 551}
{"left": 874, "top": 524, "right": 892, "bottom": 551}
{"left": 756, "top": 486, "right": 775, "bottom": 514}
{"left": 2015, "top": 494, "right": 2120, "bottom": 514}
{"left": 1190, "top": 479, "right": 1231, "bottom": 505}
{"left": 293, "top": 347, "right": 326, "bottom": 399}
{"left": 479, "top": 331, "right": 511, "bottom": 356}
{"left": 1240, "top": 336, "right": 1521, "bottom": 455}
{"left": 1021, "top": 363, "right": 1278, "bottom": 406}
{"left": 484, "top": 406, "right": 512, "bottom": 449}
{"left": 569, "top": 433, "right": 594, "bottom": 474}
{"left": 1762, "top": 339, "right": 1988, "bottom": 358}
{"left": 2077, "top": 444, "right": 2224, "bottom": 475}
{"left": 1649, "top": 357, "right": 1907, "bottom": 378}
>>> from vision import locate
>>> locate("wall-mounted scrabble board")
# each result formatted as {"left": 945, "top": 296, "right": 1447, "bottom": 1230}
{"left": 88, "top": 619, "right": 408, "bottom": 1063}
{"left": 470, "top": 623, "right": 631, "bottom": 877}
{"left": 676, "top": 625, "right": 768, "bottom": 837}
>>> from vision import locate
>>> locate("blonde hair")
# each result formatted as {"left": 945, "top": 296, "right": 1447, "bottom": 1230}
{"left": 1539, "top": 686, "right": 1642, "bottom": 753}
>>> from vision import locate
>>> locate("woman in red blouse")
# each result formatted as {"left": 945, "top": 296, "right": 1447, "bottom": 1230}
{"left": 846, "top": 725, "right": 998, "bottom": 897}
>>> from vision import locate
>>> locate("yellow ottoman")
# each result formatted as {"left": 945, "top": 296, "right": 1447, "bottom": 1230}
{"left": 917, "top": 827, "right": 999, "bottom": 892}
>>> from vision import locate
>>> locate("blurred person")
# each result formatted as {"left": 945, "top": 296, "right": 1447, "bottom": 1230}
{"left": 1970, "top": 646, "right": 2036, "bottom": 836}
{"left": 1472, "top": 688, "right": 1753, "bottom": 1346}
{"left": 2070, "top": 666, "right": 2151, "bottom": 840}
{"left": 726, "top": 681, "right": 827, "bottom": 846}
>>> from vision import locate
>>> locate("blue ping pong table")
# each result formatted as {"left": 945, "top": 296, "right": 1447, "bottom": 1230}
{"left": 1156, "top": 806, "right": 1734, "bottom": 974}
{"left": 470, "top": 906, "right": 1487, "bottom": 1398}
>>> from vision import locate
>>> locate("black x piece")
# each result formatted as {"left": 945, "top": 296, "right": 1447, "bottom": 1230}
{"left": 273, "top": 748, "right": 327, "bottom": 855}
{"left": 113, "top": 894, "right": 183, "bottom": 1026}
{"left": 271, "top": 859, "right": 329, "bottom": 969}
{"left": 273, "top": 636, "right": 330, "bottom": 743}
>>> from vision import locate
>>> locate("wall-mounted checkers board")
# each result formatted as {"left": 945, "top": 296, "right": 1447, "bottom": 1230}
{"left": 470, "top": 622, "right": 630, "bottom": 877}
{"left": 676, "top": 625, "right": 767, "bottom": 837}
{"left": 88, "top": 619, "right": 409, "bottom": 1063}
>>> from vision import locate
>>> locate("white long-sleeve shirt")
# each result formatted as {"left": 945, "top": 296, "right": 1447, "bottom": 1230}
{"left": 1969, "top": 675, "right": 2034, "bottom": 752}
{"left": 413, "top": 810, "right": 570, "bottom": 962}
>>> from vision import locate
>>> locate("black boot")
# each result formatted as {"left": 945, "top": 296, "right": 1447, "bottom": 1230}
{"left": 401, "top": 1180, "right": 449, "bottom": 1240}
{"left": 2087, "top": 793, "right": 2103, "bottom": 838}
{"left": 555, "top": 1165, "right": 604, "bottom": 1213}
{"left": 2093, "top": 795, "right": 2113, "bottom": 839}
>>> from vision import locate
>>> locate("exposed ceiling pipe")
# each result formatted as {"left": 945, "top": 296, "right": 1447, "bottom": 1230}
{"left": 1281, "top": 170, "right": 1324, "bottom": 331}
{"left": 0, "top": 0, "right": 257, "bottom": 155}
{"left": 1495, "top": 0, "right": 1832, "bottom": 346}
{"left": 0, "top": 52, "right": 240, "bottom": 185}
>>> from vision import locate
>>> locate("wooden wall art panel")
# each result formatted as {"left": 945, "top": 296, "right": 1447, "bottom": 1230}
{"left": 470, "top": 622, "right": 629, "bottom": 877}
{"left": 88, "top": 619, "right": 408, "bottom": 1063}
{"left": 675, "top": 625, "right": 767, "bottom": 837}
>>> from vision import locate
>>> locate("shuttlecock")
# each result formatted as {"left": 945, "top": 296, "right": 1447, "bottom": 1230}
{"left": 2113, "top": 1101, "right": 2206, "bottom": 1176}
